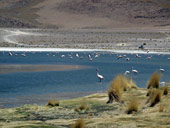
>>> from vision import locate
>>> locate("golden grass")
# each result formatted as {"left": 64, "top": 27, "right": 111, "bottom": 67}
{"left": 47, "top": 100, "right": 59, "bottom": 107}
{"left": 159, "top": 105, "right": 164, "bottom": 112}
{"left": 126, "top": 98, "right": 139, "bottom": 114}
{"left": 72, "top": 118, "right": 85, "bottom": 128}
{"left": 2, "top": 87, "right": 170, "bottom": 128}
{"left": 150, "top": 89, "right": 162, "bottom": 107}
{"left": 107, "top": 75, "right": 137, "bottom": 103}
{"left": 75, "top": 102, "right": 89, "bottom": 112}
{"left": 163, "top": 85, "right": 168, "bottom": 95}
{"left": 128, "top": 78, "right": 138, "bottom": 89}
{"left": 107, "top": 80, "right": 123, "bottom": 103}
{"left": 147, "top": 71, "right": 161, "bottom": 89}
{"left": 146, "top": 88, "right": 154, "bottom": 96}
{"left": 107, "top": 86, "right": 122, "bottom": 103}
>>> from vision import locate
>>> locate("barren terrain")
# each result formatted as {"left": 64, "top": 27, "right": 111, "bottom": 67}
{"left": 1, "top": 28, "right": 170, "bottom": 52}
{"left": 0, "top": 0, "right": 170, "bottom": 29}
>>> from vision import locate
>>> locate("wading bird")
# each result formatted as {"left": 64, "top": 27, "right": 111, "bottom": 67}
{"left": 131, "top": 67, "right": 138, "bottom": 74}
{"left": 160, "top": 66, "right": 165, "bottom": 73}
{"left": 124, "top": 70, "right": 130, "bottom": 75}
{"left": 96, "top": 69, "right": 104, "bottom": 82}
{"left": 9, "top": 52, "right": 13, "bottom": 56}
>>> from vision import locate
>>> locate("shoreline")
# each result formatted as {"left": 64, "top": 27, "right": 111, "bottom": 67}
{"left": 1, "top": 28, "right": 170, "bottom": 54}
{"left": 0, "top": 91, "right": 97, "bottom": 109}
{"left": 1, "top": 87, "right": 170, "bottom": 127}
{"left": 0, "top": 47, "right": 170, "bottom": 54}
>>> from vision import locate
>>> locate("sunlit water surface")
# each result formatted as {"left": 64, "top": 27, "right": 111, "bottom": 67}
{"left": 0, "top": 51, "right": 170, "bottom": 107}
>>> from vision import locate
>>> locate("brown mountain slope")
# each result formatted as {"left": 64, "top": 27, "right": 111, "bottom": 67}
{"left": 0, "top": 0, "right": 44, "bottom": 28}
{"left": 0, "top": 0, "right": 170, "bottom": 28}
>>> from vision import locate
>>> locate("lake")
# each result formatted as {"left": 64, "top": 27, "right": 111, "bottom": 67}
{"left": 0, "top": 51, "right": 170, "bottom": 108}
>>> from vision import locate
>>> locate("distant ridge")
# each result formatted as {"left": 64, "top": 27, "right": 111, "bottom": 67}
{"left": 0, "top": 0, "right": 170, "bottom": 28}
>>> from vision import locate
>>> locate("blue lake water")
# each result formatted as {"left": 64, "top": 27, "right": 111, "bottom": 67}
{"left": 0, "top": 51, "right": 170, "bottom": 107}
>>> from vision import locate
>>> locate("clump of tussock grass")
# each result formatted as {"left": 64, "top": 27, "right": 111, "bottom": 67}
{"left": 126, "top": 98, "right": 139, "bottom": 114}
{"left": 147, "top": 71, "right": 161, "bottom": 89}
{"left": 75, "top": 102, "right": 89, "bottom": 112}
{"left": 146, "top": 88, "right": 154, "bottom": 96}
{"left": 150, "top": 89, "right": 162, "bottom": 107}
{"left": 72, "top": 118, "right": 85, "bottom": 128}
{"left": 107, "top": 75, "right": 137, "bottom": 104}
{"left": 47, "top": 99, "right": 59, "bottom": 107}
{"left": 128, "top": 78, "right": 138, "bottom": 89}
{"left": 163, "top": 85, "right": 168, "bottom": 95}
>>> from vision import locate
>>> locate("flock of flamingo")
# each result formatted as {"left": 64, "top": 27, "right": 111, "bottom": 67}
{"left": 6, "top": 51, "right": 169, "bottom": 83}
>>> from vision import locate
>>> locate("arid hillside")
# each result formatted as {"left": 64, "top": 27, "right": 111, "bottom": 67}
{"left": 0, "top": 0, "right": 170, "bottom": 28}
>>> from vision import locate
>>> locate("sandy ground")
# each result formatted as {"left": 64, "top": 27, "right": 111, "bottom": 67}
{"left": 34, "top": 0, "right": 134, "bottom": 29}
{"left": 0, "top": 28, "right": 170, "bottom": 53}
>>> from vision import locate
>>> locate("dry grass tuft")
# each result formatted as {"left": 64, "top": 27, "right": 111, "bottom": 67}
{"left": 150, "top": 89, "right": 162, "bottom": 107}
{"left": 163, "top": 85, "right": 168, "bottom": 95}
{"left": 47, "top": 100, "right": 59, "bottom": 107}
{"left": 107, "top": 75, "right": 137, "bottom": 103}
{"left": 127, "top": 78, "right": 138, "bottom": 89}
{"left": 107, "top": 85, "right": 122, "bottom": 103}
{"left": 75, "top": 102, "right": 89, "bottom": 112}
{"left": 147, "top": 71, "right": 161, "bottom": 89}
{"left": 107, "top": 77, "right": 123, "bottom": 103}
{"left": 159, "top": 105, "right": 164, "bottom": 112}
{"left": 146, "top": 88, "right": 154, "bottom": 96}
{"left": 72, "top": 118, "right": 85, "bottom": 128}
{"left": 126, "top": 98, "right": 139, "bottom": 114}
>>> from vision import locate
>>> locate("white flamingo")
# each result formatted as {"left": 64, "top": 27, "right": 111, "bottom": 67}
{"left": 88, "top": 54, "right": 93, "bottom": 61}
{"left": 61, "top": 55, "right": 65, "bottom": 58}
{"left": 160, "top": 66, "right": 165, "bottom": 72}
{"left": 125, "top": 57, "right": 130, "bottom": 61}
{"left": 96, "top": 69, "right": 104, "bottom": 82}
{"left": 95, "top": 54, "right": 99, "bottom": 58}
{"left": 9, "top": 52, "right": 13, "bottom": 56}
{"left": 136, "top": 54, "right": 141, "bottom": 58}
{"left": 146, "top": 56, "right": 152, "bottom": 59}
{"left": 117, "top": 55, "right": 123, "bottom": 59}
{"left": 131, "top": 67, "right": 138, "bottom": 74}
{"left": 21, "top": 53, "right": 26, "bottom": 57}
{"left": 76, "top": 53, "right": 79, "bottom": 58}
{"left": 160, "top": 82, "right": 165, "bottom": 86}
{"left": 124, "top": 70, "right": 130, "bottom": 75}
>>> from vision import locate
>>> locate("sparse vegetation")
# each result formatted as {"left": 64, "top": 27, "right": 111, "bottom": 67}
{"left": 163, "top": 85, "right": 168, "bottom": 95}
{"left": 75, "top": 102, "right": 89, "bottom": 112}
{"left": 146, "top": 88, "right": 154, "bottom": 96}
{"left": 47, "top": 99, "right": 59, "bottom": 107}
{"left": 150, "top": 89, "right": 162, "bottom": 107}
{"left": 107, "top": 75, "right": 137, "bottom": 103}
{"left": 147, "top": 71, "right": 161, "bottom": 89}
{"left": 159, "top": 105, "right": 164, "bottom": 112}
{"left": 126, "top": 98, "right": 139, "bottom": 114}
{"left": 72, "top": 118, "right": 85, "bottom": 128}
{"left": 107, "top": 75, "right": 124, "bottom": 103}
{"left": 0, "top": 86, "right": 170, "bottom": 127}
